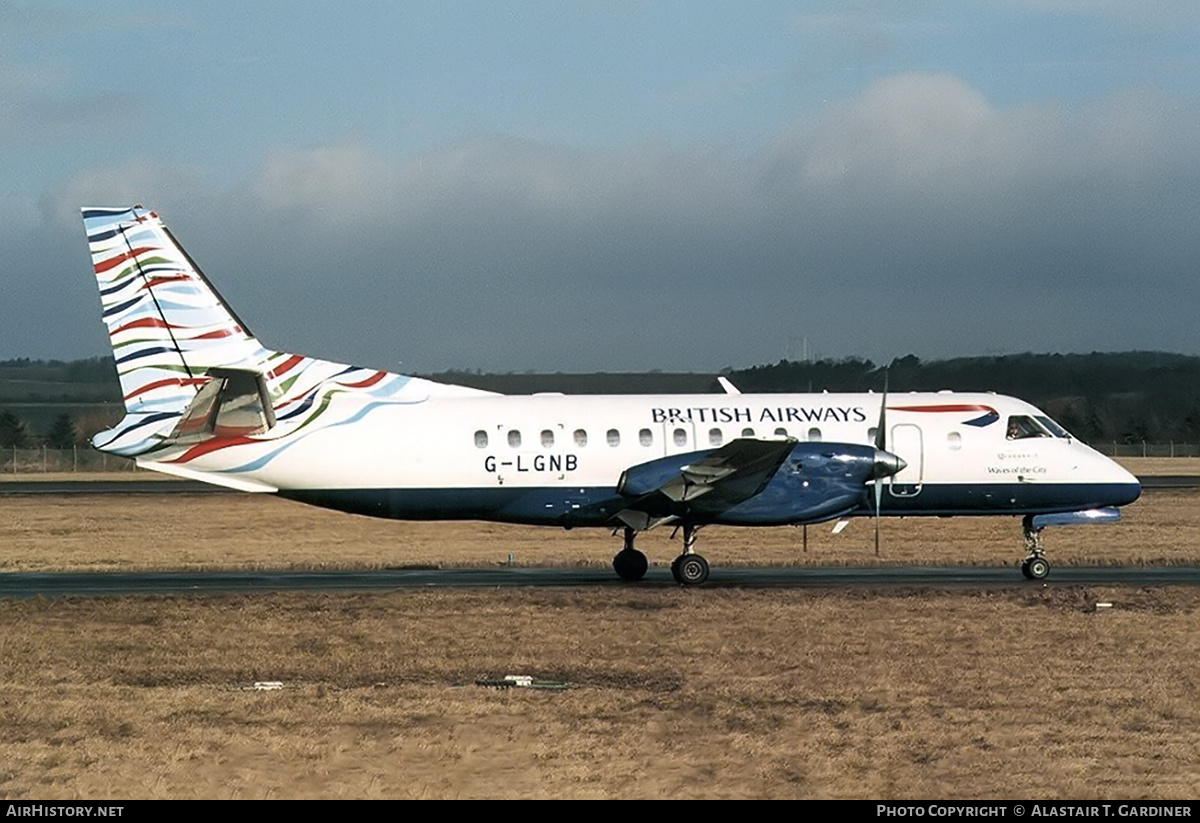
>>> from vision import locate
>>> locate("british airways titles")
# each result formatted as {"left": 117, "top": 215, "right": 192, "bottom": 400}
{"left": 651, "top": 405, "right": 869, "bottom": 425}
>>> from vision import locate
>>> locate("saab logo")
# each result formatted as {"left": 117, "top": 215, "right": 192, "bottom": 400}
{"left": 651, "top": 406, "right": 868, "bottom": 424}
{"left": 888, "top": 404, "right": 999, "bottom": 428}
{"left": 485, "top": 454, "right": 578, "bottom": 473}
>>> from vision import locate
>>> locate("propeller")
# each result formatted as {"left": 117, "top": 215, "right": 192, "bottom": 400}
{"left": 873, "top": 371, "right": 889, "bottom": 557}
{"left": 869, "top": 369, "right": 909, "bottom": 554}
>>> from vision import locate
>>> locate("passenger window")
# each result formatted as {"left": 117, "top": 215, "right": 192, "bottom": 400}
{"left": 607, "top": 429, "right": 620, "bottom": 447}
{"left": 709, "top": 428, "right": 723, "bottom": 446}
{"left": 541, "top": 429, "right": 554, "bottom": 448}
{"left": 807, "top": 427, "right": 822, "bottom": 442}
{"left": 774, "top": 427, "right": 788, "bottom": 438}
{"left": 508, "top": 430, "right": 521, "bottom": 448}
{"left": 948, "top": 431, "right": 962, "bottom": 450}
{"left": 574, "top": 429, "right": 587, "bottom": 446}
{"left": 474, "top": 430, "right": 488, "bottom": 448}
{"left": 639, "top": 428, "right": 653, "bottom": 447}
{"left": 673, "top": 428, "right": 687, "bottom": 447}
{"left": 741, "top": 427, "right": 755, "bottom": 437}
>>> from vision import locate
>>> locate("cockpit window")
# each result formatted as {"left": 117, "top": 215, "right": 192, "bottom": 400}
{"left": 1035, "top": 415, "right": 1071, "bottom": 439}
{"left": 1006, "top": 415, "right": 1051, "bottom": 440}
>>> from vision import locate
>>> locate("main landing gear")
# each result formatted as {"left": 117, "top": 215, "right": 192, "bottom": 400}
{"left": 610, "top": 524, "right": 710, "bottom": 585}
{"left": 612, "top": 526, "right": 648, "bottom": 581}
{"left": 1020, "top": 514, "right": 1051, "bottom": 580}
{"left": 669, "top": 524, "right": 709, "bottom": 586}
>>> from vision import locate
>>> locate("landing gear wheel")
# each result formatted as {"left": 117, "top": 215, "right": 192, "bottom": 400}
{"left": 1021, "top": 556, "right": 1050, "bottom": 580}
{"left": 612, "top": 548, "right": 648, "bottom": 582}
{"left": 1020, "top": 515, "right": 1050, "bottom": 581}
{"left": 671, "top": 553, "right": 709, "bottom": 586}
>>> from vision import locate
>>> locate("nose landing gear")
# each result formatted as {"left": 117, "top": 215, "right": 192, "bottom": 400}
{"left": 1020, "top": 515, "right": 1050, "bottom": 580}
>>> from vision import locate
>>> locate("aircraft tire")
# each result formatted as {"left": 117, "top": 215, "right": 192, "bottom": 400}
{"left": 671, "top": 553, "right": 709, "bottom": 586}
{"left": 1021, "top": 557, "right": 1050, "bottom": 580}
{"left": 612, "top": 548, "right": 648, "bottom": 581}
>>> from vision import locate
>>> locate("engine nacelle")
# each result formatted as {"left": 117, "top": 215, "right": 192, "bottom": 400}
{"left": 714, "top": 442, "right": 885, "bottom": 526}
{"left": 617, "top": 440, "right": 902, "bottom": 527}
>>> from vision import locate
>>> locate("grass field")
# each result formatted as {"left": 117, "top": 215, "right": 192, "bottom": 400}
{"left": 0, "top": 485, "right": 1197, "bottom": 799}
{"left": 2, "top": 488, "right": 1197, "bottom": 573}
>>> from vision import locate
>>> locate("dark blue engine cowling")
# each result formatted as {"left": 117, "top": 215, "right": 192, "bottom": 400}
{"left": 617, "top": 441, "right": 893, "bottom": 527}
{"left": 617, "top": 449, "right": 718, "bottom": 497}
{"left": 715, "top": 442, "right": 884, "bottom": 526}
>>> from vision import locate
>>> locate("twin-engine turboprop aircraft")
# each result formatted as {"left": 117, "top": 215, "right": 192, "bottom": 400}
{"left": 81, "top": 206, "right": 1141, "bottom": 584}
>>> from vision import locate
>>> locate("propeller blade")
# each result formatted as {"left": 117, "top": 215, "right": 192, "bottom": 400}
{"left": 873, "top": 369, "right": 889, "bottom": 557}
{"left": 874, "top": 476, "right": 882, "bottom": 556}
{"left": 874, "top": 369, "right": 889, "bottom": 451}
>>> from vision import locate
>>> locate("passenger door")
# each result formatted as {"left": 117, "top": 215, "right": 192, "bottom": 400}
{"left": 887, "top": 423, "right": 924, "bottom": 497}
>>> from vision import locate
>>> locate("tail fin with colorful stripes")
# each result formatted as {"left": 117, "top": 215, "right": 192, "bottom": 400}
{"left": 82, "top": 206, "right": 491, "bottom": 460}
{"left": 84, "top": 206, "right": 268, "bottom": 398}
{"left": 83, "top": 206, "right": 278, "bottom": 453}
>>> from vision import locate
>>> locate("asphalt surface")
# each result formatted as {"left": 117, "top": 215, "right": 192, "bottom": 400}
{"left": 2, "top": 565, "right": 1198, "bottom": 599}
{"left": 0, "top": 479, "right": 228, "bottom": 495}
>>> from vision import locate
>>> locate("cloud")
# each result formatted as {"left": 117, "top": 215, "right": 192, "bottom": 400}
{"left": 39, "top": 159, "right": 207, "bottom": 230}
{"left": 795, "top": 73, "right": 997, "bottom": 188}
{"left": 24, "top": 72, "right": 1200, "bottom": 370}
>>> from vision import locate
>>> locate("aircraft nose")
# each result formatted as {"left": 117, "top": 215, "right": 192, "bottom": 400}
{"left": 1114, "top": 466, "right": 1142, "bottom": 505}
{"left": 872, "top": 449, "right": 907, "bottom": 479}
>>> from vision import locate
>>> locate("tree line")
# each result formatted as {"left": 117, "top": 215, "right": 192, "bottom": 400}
{"left": 0, "top": 410, "right": 82, "bottom": 448}
{"left": 2, "top": 352, "right": 1200, "bottom": 447}
{"left": 724, "top": 352, "right": 1200, "bottom": 444}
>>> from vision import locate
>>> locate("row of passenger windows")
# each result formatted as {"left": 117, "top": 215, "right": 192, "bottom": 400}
{"left": 476, "top": 418, "right": 1069, "bottom": 450}
{"left": 474, "top": 427, "right": 821, "bottom": 449}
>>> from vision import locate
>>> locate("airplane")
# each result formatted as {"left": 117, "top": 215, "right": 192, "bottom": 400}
{"left": 80, "top": 205, "right": 1142, "bottom": 585}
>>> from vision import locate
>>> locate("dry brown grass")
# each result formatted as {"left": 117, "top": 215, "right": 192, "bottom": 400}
{"left": 1, "top": 587, "right": 1197, "bottom": 799}
{"left": 1, "top": 489, "right": 1196, "bottom": 573}
{"left": 1117, "top": 457, "right": 1200, "bottom": 476}
{"left": 0, "top": 488, "right": 1197, "bottom": 799}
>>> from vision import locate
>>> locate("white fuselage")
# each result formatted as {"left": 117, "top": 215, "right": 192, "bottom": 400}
{"left": 158, "top": 389, "right": 1141, "bottom": 526}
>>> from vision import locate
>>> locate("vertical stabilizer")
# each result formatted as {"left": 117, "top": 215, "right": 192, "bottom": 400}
{"left": 84, "top": 206, "right": 269, "bottom": 408}
{"left": 82, "top": 206, "right": 495, "bottom": 460}
{"left": 83, "top": 206, "right": 271, "bottom": 452}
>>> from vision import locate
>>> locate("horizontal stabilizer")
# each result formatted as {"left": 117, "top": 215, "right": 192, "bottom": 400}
{"left": 136, "top": 459, "right": 278, "bottom": 492}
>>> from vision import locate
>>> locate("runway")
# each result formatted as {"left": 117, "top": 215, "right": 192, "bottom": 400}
{"left": 3, "top": 564, "right": 1198, "bottom": 598}
{"left": 0, "top": 479, "right": 227, "bottom": 495}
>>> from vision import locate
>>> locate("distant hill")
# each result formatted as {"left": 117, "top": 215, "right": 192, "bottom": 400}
{"left": 1, "top": 352, "right": 1198, "bottom": 445}
{"left": 421, "top": 370, "right": 722, "bottom": 395}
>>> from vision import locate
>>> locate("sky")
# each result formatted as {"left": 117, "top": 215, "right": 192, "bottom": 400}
{"left": 2, "top": 1, "right": 1199, "bottom": 373}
